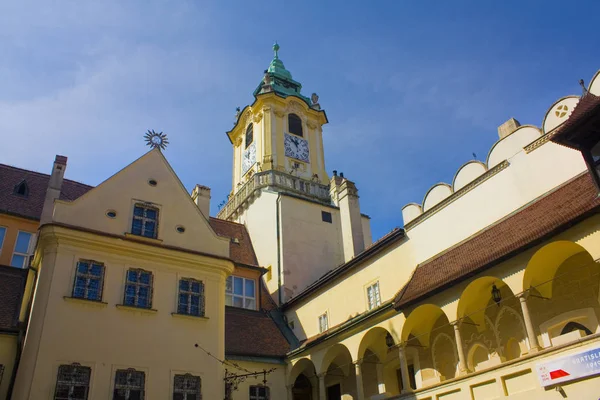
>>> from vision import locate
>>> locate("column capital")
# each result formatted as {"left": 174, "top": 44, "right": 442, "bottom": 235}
{"left": 450, "top": 320, "right": 462, "bottom": 328}
{"left": 317, "top": 372, "right": 326, "bottom": 379}
{"left": 517, "top": 290, "right": 530, "bottom": 300}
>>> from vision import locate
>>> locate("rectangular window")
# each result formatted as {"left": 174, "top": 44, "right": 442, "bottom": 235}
{"left": 366, "top": 281, "right": 381, "bottom": 310}
{"left": 54, "top": 363, "right": 91, "bottom": 400}
{"left": 321, "top": 211, "right": 332, "bottom": 223}
{"left": 173, "top": 373, "right": 202, "bottom": 400}
{"left": 113, "top": 369, "right": 145, "bottom": 400}
{"left": 124, "top": 269, "right": 153, "bottom": 308}
{"left": 225, "top": 276, "right": 256, "bottom": 310}
{"left": 0, "top": 226, "right": 6, "bottom": 255}
{"left": 11, "top": 231, "right": 34, "bottom": 268}
{"left": 178, "top": 278, "right": 205, "bottom": 317}
{"left": 131, "top": 204, "right": 158, "bottom": 238}
{"left": 318, "top": 312, "right": 329, "bottom": 333}
{"left": 73, "top": 260, "right": 105, "bottom": 301}
{"left": 249, "top": 386, "right": 269, "bottom": 400}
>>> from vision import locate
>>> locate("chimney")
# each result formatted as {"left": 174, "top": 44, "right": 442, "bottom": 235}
{"left": 497, "top": 118, "right": 521, "bottom": 139}
{"left": 191, "top": 184, "right": 211, "bottom": 219}
{"left": 338, "top": 178, "right": 365, "bottom": 262}
{"left": 40, "top": 155, "right": 67, "bottom": 225}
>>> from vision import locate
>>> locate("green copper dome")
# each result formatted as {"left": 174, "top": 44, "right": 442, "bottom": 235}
{"left": 254, "top": 43, "right": 311, "bottom": 105}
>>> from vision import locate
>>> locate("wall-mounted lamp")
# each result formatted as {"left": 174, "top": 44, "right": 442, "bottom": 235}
{"left": 385, "top": 333, "right": 395, "bottom": 348}
{"left": 491, "top": 284, "right": 502, "bottom": 306}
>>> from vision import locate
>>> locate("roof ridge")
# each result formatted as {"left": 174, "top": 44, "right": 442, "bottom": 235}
{"left": 209, "top": 217, "right": 246, "bottom": 227}
{"left": 0, "top": 163, "right": 93, "bottom": 188}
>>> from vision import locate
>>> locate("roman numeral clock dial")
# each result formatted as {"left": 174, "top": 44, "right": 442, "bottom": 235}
{"left": 242, "top": 142, "right": 256, "bottom": 175}
{"left": 284, "top": 133, "right": 310, "bottom": 163}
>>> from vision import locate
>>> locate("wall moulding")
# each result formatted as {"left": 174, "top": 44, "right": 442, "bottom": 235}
{"left": 404, "top": 160, "right": 510, "bottom": 231}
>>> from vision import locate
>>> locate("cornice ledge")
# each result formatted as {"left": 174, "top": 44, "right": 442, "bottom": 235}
{"left": 405, "top": 160, "right": 510, "bottom": 231}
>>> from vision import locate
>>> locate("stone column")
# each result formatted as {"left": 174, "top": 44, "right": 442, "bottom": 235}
{"left": 518, "top": 292, "right": 540, "bottom": 352}
{"left": 287, "top": 384, "right": 294, "bottom": 400}
{"left": 398, "top": 345, "right": 412, "bottom": 393}
{"left": 452, "top": 322, "right": 468, "bottom": 374}
{"left": 355, "top": 361, "right": 365, "bottom": 400}
{"left": 318, "top": 373, "right": 327, "bottom": 400}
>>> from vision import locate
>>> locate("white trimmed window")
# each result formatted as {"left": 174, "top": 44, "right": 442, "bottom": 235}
{"left": 113, "top": 369, "right": 145, "bottom": 400}
{"left": 249, "top": 385, "right": 269, "bottom": 400}
{"left": 10, "top": 231, "right": 35, "bottom": 268}
{"left": 318, "top": 312, "right": 329, "bottom": 333}
{"left": 225, "top": 276, "right": 256, "bottom": 310}
{"left": 366, "top": 281, "right": 381, "bottom": 310}
{"left": 0, "top": 227, "right": 6, "bottom": 256}
{"left": 54, "top": 363, "right": 91, "bottom": 400}
{"left": 173, "top": 373, "right": 202, "bottom": 399}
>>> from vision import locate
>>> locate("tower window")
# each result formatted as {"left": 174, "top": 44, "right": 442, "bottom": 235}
{"left": 245, "top": 124, "right": 253, "bottom": 148}
{"left": 13, "top": 180, "right": 29, "bottom": 197}
{"left": 321, "top": 211, "right": 332, "bottom": 223}
{"left": 288, "top": 113, "right": 303, "bottom": 136}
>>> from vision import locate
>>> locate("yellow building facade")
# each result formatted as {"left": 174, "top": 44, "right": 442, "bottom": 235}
{"left": 1, "top": 46, "right": 599, "bottom": 400}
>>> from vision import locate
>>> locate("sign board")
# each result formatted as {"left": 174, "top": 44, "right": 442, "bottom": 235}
{"left": 536, "top": 346, "right": 600, "bottom": 387}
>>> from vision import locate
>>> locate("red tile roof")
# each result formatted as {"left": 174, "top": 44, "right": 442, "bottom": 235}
{"left": 0, "top": 265, "right": 28, "bottom": 332}
{"left": 0, "top": 163, "right": 92, "bottom": 220}
{"left": 209, "top": 217, "right": 259, "bottom": 267}
{"left": 394, "top": 172, "right": 600, "bottom": 309}
{"left": 225, "top": 306, "right": 290, "bottom": 358}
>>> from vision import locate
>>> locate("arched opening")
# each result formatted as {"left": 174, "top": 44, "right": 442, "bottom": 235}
{"left": 357, "top": 327, "right": 396, "bottom": 397}
{"left": 289, "top": 358, "right": 318, "bottom": 400}
{"left": 288, "top": 113, "right": 303, "bottom": 136}
{"left": 245, "top": 124, "right": 253, "bottom": 148}
{"left": 467, "top": 343, "right": 490, "bottom": 372}
{"left": 319, "top": 344, "right": 356, "bottom": 400}
{"left": 401, "top": 304, "right": 451, "bottom": 387}
{"left": 457, "top": 277, "right": 524, "bottom": 366}
{"left": 524, "top": 241, "right": 600, "bottom": 347}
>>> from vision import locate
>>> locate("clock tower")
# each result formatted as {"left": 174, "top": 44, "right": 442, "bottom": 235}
{"left": 218, "top": 44, "right": 372, "bottom": 304}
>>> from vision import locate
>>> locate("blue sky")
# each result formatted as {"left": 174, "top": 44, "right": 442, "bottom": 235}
{"left": 1, "top": 1, "right": 599, "bottom": 240}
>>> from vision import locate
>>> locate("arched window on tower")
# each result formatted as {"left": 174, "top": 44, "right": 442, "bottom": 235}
{"left": 14, "top": 180, "right": 29, "bottom": 197}
{"left": 245, "top": 124, "right": 253, "bottom": 148}
{"left": 288, "top": 113, "right": 303, "bottom": 137}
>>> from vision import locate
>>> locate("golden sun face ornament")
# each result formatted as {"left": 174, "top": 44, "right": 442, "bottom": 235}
{"left": 144, "top": 130, "right": 169, "bottom": 150}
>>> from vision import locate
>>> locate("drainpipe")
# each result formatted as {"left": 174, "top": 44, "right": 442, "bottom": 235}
{"left": 276, "top": 193, "right": 283, "bottom": 305}
{"left": 7, "top": 265, "right": 38, "bottom": 399}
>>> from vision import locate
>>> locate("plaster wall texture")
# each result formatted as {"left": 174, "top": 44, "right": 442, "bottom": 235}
{"left": 407, "top": 141, "right": 586, "bottom": 266}
{"left": 0, "top": 335, "right": 17, "bottom": 400}
{"left": 0, "top": 214, "right": 37, "bottom": 267}
{"left": 11, "top": 227, "right": 231, "bottom": 400}
{"left": 51, "top": 149, "right": 230, "bottom": 259}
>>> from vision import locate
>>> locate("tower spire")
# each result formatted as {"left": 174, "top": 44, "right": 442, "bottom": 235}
{"left": 273, "top": 42, "right": 280, "bottom": 59}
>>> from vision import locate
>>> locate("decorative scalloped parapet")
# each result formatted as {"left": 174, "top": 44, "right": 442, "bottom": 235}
{"left": 453, "top": 161, "right": 487, "bottom": 192}
{"left": 422, "top": 183, "right": 452, "bottom": 212}
{"left": 487, "top": 125, "right": 542, "bottom": 168}
{"left": 590, "top": 70, "right": 600, "bottom": 95}
{"left": 401, "top": 203, "right": 422, "bottom": 225}
{"left": 542, "top": 96, "right": 580, "bottom": 134}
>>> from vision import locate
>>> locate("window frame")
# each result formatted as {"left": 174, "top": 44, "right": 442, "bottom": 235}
{"left": 131, "top": 203, "right": 159, "bottom": 239}
{"left": 173, "top": 373, "right": 202, "bottom": 399}
{"left": 318, "top": 312, "right": 329, "bottom": 333}
{"left": 177, "top": 278, "right": 205, "bottom": 317}
{"left": 287, "top": 113, "right": 303, "bottom": 137}
{"left": 72, "top": 260, "right": 105, "bottom": 302}
{"left": 10, "top": 230, "right": 35, "bottom": 268}
{"left": 113, "top": 368, "right": 145, "bottom": 400}
{"left": 53, "top": 363, "right": 92, "bottom": 400}
{"left": 249, "top": 385, "right": 269, "bottom": 400}
{"left": 0, "top": 226, "right": 6, "bottom": 257}
{"left": 225, "top": 276, "right": 256, "bottom": 310}
{"left": 123, "top": 268, "right": 154, "bottom": 309}
{"left": 321, "top": 211, "right": 332, "bottom": 223}
{"left": 245, "top": 124, "right": 254, "bottom": 149}
{"left": 366, "top": 281, "right": 382, "bottom": 310}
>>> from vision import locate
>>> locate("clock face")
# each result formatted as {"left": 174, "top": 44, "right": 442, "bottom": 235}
{"left": 284, "top": 133, "right": 310, "bottom": 162}
{"left": 242, "top": 142, "right": 256, "bottom": 175}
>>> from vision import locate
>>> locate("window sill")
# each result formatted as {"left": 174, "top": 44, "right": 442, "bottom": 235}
{"left": 171, "top": 312, "right": 209, "bottom": 321}
{"left": 124, "top": 233, "right": 163, "bottom": 244}
{"left": 63, "top": 296, "right": 108, "bottom": 308}
{"left": 116, "top": 304, "right": 158, "bottom": 315}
